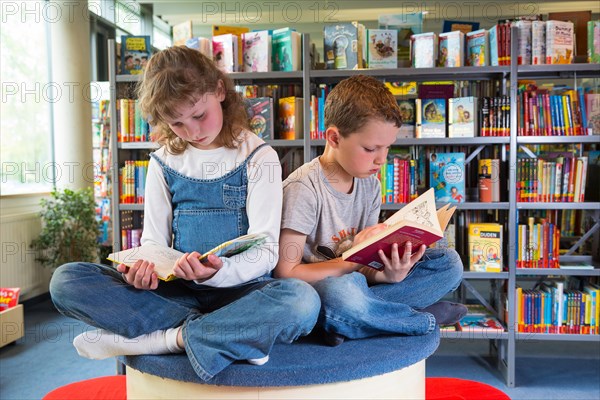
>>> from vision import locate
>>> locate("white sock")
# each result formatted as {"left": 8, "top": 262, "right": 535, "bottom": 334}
{"left": 247, "top": 355, "right": 270, "bottom": 366}
{"left": 73, "top": 327, "right": 183, "bottom": 360}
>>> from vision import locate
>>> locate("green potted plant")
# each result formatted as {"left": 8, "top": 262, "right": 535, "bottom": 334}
{"left": 31, "top": 188, "right": 100, "bottom": 269}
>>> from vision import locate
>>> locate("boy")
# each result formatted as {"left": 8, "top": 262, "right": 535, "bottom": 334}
{"left": 275, "top": 75, "right": 466, "bottom": 346}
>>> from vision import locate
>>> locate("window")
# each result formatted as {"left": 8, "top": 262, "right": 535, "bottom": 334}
{"left": 1, "top": 1, "right": 52, "bottom": 195}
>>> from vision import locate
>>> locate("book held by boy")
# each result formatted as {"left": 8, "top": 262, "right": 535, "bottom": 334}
{"left": 342, "top": 188, "right": 456, "bottom": 270}
{"left": 107, "top": 233, "right": 268, "bottom": 281}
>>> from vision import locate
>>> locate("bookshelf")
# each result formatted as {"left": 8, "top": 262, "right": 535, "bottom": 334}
{"left": 107, "top": 27, "right": 599, "bottom": 387}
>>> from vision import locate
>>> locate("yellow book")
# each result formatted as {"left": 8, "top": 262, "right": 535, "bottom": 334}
{"left": 108, "top": 233, "right": 267, "bottom": 281}
{"left": 468, "top": 223, "right": 503, "bottom": 272}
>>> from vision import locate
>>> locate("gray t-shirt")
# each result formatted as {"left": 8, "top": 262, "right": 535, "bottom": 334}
{"left": 281, "top": 157, "right": 381, "bottom": 263}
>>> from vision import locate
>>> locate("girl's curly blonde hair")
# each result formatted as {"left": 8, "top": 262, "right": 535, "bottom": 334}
{"left": 136, "top": 46, "right": 248, "bottom": 154}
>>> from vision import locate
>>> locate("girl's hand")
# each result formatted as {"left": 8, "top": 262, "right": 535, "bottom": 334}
{"left": 117, "top": 259, "right": 159, "bottom": 290}
{"left": 172, "top": 252, "right": 223, "bottom": 282}
{"left": 377, "top": 241, "right": 427, "bottom": 283}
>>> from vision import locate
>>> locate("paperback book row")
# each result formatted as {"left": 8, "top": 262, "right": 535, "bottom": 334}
{"left": 116, "top": 99, "right": 151, "bottom": 142}
{"left": 516, "top": 282, "right": 599, "bottom": 334}
{"left": 517, "top": 216, "right": 561, "bottom": 269}
{"left": 518, "top": 85, "right": 600, "bottom": 136}
{"left": 440, "top": 304, "right": 505, "bottom": 334}
{"left": 120, "top": 210, "right": 143, "bottom": 251}
{"left": 119, "top": 160, "right": 148, "bottom": 205}
{"left": 184, "top": 27, "right": 301, "bottom": 73}
{"left": 517, "top": 155, "right": 589, "bottom": 203}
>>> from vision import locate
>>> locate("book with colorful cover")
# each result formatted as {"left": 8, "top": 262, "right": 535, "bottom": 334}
{"left": 585, "top": 93, "right": 600, "bottom": 134}
{"left": 121, "top": 35, "right": 151, "bottom": 75}
{"left": 272, "top": 28, "right": 302, "bottom": 71}
{"left": 416, "top": 98, "right": 446, "bottom": 138}
{"left": 548, "top": 11, "right": 591, "bottom": 60}
{"left": 588, "top": 20, "right": 600, "bottom": 63}
{"left": 212, "top": 34, "right": 238, "bottom": 73}
{"left": 546, "top": 20, "right": 574, "bottom": 64}
{"left": 411, "top": 32, "right": 437, "bottom": 68}
{"left": 478, "top": 159, "right": 500, "bottom": 202}
{"left": 0, "top": 288, "right": 21, "bottom": 311}
{"left": 448, "top": 97, "right": 478, "bottom": 137}
{"left": 107, "top": 233, "right": 268, "bottom": 282}
{"left": 278, "top": 97, "right": 304, "bottom": 140}
{"left": 379, "top": 12, "right": 424, "bottom": 66}
{"left": 245, "top": 97, "right": 274, "bottom": 140}
{"left": 430, "top": 152, "right": 465, "bottom": 203}
{"left": 242, "top": 30, "right": 271, "bottom": 72}
{"left": 397, "top": 99, "right": 416, "bottom": 138}
{"left": 323, "top": 22, "right": 360, "bottom": 70}
{"left": 489, "top": 25, "right": 500, "bottom": 66}
{"left": 438, "top": 31, "right": 464, "bottom": 67}
{"left": 466, "top": 29, "right": 488, "bottom": 66}
{"left": 442, "top": 304, "right": 505, "bottom": 332}
{"left": 342, "top": 188, "right": 456, "bottom": 270}
{"left": 212, "top": 25, "right": 249, "bottom": 69}
{"left": 367, "top": 29, "right": 398, "bottom": 69}
{"left": 468, "top": 223, "right": 503, "bottom": 272}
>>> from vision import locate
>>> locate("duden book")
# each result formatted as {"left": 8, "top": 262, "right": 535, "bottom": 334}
{"left": 107, "top": 233, "right": 268, "bottom": 282}
{"left": 342, "top": 188, "right": 456, "bottom": 271}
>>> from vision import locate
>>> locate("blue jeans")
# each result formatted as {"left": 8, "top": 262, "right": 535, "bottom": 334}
{"left": 50, "top": 262, "right": 320, "bottom": 380}
{"left": 312, "top": 248, "right": 463, "bottom": 339}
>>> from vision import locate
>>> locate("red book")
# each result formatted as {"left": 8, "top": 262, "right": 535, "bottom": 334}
{"left": 342, "top": 188, "right": 456, "bottom": 270}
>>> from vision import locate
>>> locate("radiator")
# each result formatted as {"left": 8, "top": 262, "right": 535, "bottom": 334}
{"left": 1, "top": 213, "right": 52, "bottom": 300}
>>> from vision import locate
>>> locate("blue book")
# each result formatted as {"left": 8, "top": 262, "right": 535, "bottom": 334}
{"left": 121, "top": 35, "right": 151, "bottom": 75}
{"left": 489, "top": 26, "right": 499, "bottom": 66}
{"left": 429, "top": 152, "right": 465, "bottom": 203}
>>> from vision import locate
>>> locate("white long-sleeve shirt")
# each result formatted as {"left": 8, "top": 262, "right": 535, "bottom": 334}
{"left": 140, "top": 132, "right": 282, "bottom": 287}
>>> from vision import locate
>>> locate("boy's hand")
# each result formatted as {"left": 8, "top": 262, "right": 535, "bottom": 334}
{"left": 172, "top": 252, "right": 223, "bottom": 282}
{"left": 352, "top": 223, "right": 388, "bottom": 246}
{"left": 117, "top": 259, "right": 159, "bottom": 290}
{"left": 376, "top": 241, "right": 427, "bottom": 283}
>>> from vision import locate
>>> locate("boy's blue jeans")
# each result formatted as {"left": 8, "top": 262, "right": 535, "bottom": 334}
{"left": 50, "top": 262, "right": 320, "bottom": 381}
{"left": 312, "top": 248, "right": 464, "bottom": 338}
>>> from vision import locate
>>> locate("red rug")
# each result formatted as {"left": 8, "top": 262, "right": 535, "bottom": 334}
{"left": 43, "top": 375, "right": 510, "bottom": 399}
{"left": 427, "top": 377, "right": 511, "bottom": 399}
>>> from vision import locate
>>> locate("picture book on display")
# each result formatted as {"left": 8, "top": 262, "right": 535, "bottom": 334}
{"left": 323, "top": 22, "right": 360, "bottom": 70}
{"left": 589, "top": 21, "right": 600, "bottom": 63}
{"left": 448, "top": 97, "right": 478, "bottom": 137}
{"left": 397, "top": 99, "right": 416, "bottom": 138}
{"left": 438, "top": 31, "right": 464, "bottom": 67}
{"left": 466, "top": 29, "right": 489, "bottom": 66}
{"left": 546, "top": 20, "right": 574, "bottom": 64}
{"left": 367, "top": 29, "right": 398, "bottom": 69}
{"left": 278, "top": 97, "right": 304, "bottom": 140}
{"left": 442, "top": 304, "right": 504, "bottom": 332}
{"left": 411, "top": 32, "right": 437, "bottom": 68}
{"left": 468, "top": 223, "right": 503, "bottom": 272}
{"left": 107, "top": 233, "right": 268, "bottom": 282}
{"left": 515, "top": 20, "right": 532, "bottom": 65}
{"left": 342, "top": 188, "right": 456, "bottom": 270}
{"left": 416, "top": 98, "right": 446, "bottom": 138}
{"left": 242, "top": 30, "right": 271, "bottom": 72}
{"left": 430, "top": 152, "right": 465, "bottom": 203}
{"left": 213, "top": 34, "right": 238, "bottom": 73}
{"left": 272, "top": 28, "right": 302, "bottom": 71}
{"left": 245, "top": 97, "right": 274, "bottom": 140}
{"left": 379, "top": 12, "right": 424, "bottom": 66}
{"left": 121, "top": 36, "right": 151, "bottom": 75}
{"left": 531, "top": 21, "right": 546, "bottom": 65}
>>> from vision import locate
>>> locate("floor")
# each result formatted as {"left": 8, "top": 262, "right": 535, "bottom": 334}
{"left": 1, "top": 299, "right": 599, "bottom": 400}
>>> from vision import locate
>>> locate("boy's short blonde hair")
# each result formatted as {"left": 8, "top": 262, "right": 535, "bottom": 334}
{"left": 324, "top": 75, "right": 402, "bottom": 137}
{"left": 137, "top": 46, "right": 248, "bottom": 154}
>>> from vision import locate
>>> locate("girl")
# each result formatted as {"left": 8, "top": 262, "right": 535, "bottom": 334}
{"left": 50, "top": 46, "right": 320, "bottom": 381}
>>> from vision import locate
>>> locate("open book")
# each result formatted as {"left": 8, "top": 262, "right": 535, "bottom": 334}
{"left": 342, "top": 188, "right": 456, "bottom": 270}
{"left": 107, "top": 233, "right": 267, "bottom": 281}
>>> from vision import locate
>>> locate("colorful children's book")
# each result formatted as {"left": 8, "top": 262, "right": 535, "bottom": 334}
{"left": 411, "top": 32, "right": 437, "bottom": 68}
{"left": 245, "top": 97, "right": 274, "bottom": 140}
{"left": 589, "top": 20, "right": 600, "bottom": 63}
{"left": 107, "top": 233, "right": 268, "bottom": 281}
{"left": 531, "top": 21, "right": 546, "bottom": 65}
{"left": 379, "top": 12, "right": 425, "bottom": 66}
{"left": 468, "top": 223, "right": 503, "bottom": 272}
{"left": 342, "top": 188, "right": 456, "bottom": 270}
{"left": 442, "top": 304, "right": 504, "bottom": 332}
{"left": 272, "top": 28, "right": 302, "bottom": 71}
{"left": 416, "top": 98, "right": 446, "bottom": 138}
{"left": 466, "top": 29, "right": 488, "bottom": 66}
{"left": 278, "top": 97, "right": 304, "bottom": 140}
{"left": 242, "top": 30, "right": 271, "bottom": 72}
{"left": 488, "top": 25, "right": 500, "bottom": 66}
{"left": 212, "top": 25, "right": 249, "bottom": 70}
{"left": 478, "top": 159, "right": 500, "bottom": 202}
{"left": 323, "top": 22, "right": 360, "bottom": 70}
{"left": 212, "top": 34, "right": 238, "bottom": 73}
{"left": 367, "top": 29, "right": 398, "bottom": 69}
{"left": 448, "top": 97, "right": 478, "bottom": 137}
{"left": 430, "top": 152, "right": 465, "bottom": 203}
{"left": 120, "top": 35, "right": 151, "bottom": 75}
{"left": 438, "top": 31, "right": 464, "bottom": 67}
{"left": 397, "top": 99, "right": 416, "bottom": 138}
{"left": 546, "top": 20, "right": 574, "bottom": 64}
